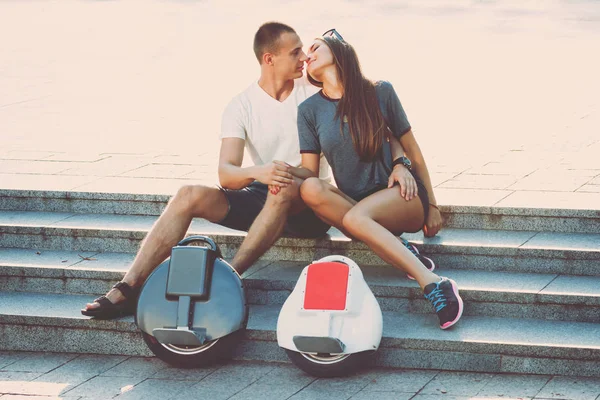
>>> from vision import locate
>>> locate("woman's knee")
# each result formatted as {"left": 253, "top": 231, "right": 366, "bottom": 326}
{"left": 342, "top": 208, "right": 370, "bottom": 237}
{"left": 300, "top": 177, "right": 327, "bottom": 205}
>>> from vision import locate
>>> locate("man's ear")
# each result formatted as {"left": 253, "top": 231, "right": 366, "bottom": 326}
{"left": 263, "top": 52, "right": 274, "bottom": 66}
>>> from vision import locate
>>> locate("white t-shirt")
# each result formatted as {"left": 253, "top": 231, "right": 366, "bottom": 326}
{"left": 220, "top": 76, "right": 330, "bottom": 181}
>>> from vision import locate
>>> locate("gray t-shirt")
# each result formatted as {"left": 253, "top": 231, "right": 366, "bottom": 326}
{"left": 298, "top": 80, "right": 411, "bottom": 200}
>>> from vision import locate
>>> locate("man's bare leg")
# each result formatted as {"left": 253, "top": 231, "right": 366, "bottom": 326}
{"left": 85, "top": 185, "right": 228, "bottom": 310}
{"left": 231, "top": 179, "right": 302, "bottom": 275}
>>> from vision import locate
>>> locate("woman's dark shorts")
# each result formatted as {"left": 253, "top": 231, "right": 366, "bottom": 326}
{"left": 351, "top": 171, "right": 430, "bottom": 226}
{"left": 217, "top": 181, "right": 331, "bottom": 238}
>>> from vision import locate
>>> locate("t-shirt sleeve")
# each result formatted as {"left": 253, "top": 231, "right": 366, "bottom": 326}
{"left": 380, "top": 81, "right": 412, "bottom": 139}
{"left": 219, "top": 97, "right": 246, "bottom": 140}
{"left": 298, "top": 104, "right": 320, "bottom": 154}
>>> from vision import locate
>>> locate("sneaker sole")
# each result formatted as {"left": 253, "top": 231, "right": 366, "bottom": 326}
{"left": 440, "top": 278, "right": 464, "bottom": 330}
{"left": 407, "top": 257, "right": 436, "bottom": 280}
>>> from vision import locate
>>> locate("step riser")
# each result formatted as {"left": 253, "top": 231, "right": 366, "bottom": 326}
{"left": 240, "top": 340, "right": 600, "bottom": 378}
{"left": 430, "top": 253, "right": 599, "bottom": 276}
{"left": 1, "top": 274, "right": 597, "bottom": 323}
{"left": 0, "top": 196, "right": 166, "bottom": 217}
{"left": 2, "top": 232, "right": 597, "bottom": 276}
{"left": 0, "top": 275, "right": 115, "bottom": 299}
{"left": 443, "top": 213, "right": 600, "bottom": 234}
{"left": 248, "top": 289, "right": 600, "bottom": 324}
{"left": 2, "top": 194, "right": 598, "bottom": 234}
{"left": 0, "top": 323, "right": 152, "bottom": 357}
{"left": 248, "top": 328, "right": 600, "bottom": 362}
{"left": 0, "top": 232, "right": 145, "bottom": 254}
{"left": 1, "top": 324, "right": 599, "bottom": 378}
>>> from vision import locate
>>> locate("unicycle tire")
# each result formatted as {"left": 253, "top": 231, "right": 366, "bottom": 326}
{"left": 141, "top": 329, "right": 244, "bottom": 368}
{"left": 285, "top": 349, "right": 375, "bottom": 378}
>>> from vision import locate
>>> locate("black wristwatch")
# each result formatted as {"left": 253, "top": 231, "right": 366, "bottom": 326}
{"left": 392, "top": 156, "right": 412, "bottom": 171}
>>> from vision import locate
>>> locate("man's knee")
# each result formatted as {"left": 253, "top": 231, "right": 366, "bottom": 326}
{"left": 300, "top": 177, "right": 326, "bottom": 206}
{"left": 171, "top": 184, "right": 217, "bottom": 216}
{"left": 266, "top": 179, "right": 301, "bottom": 206}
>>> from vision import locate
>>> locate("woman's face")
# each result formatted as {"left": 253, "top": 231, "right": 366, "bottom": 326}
{"left": 306, "top": 39, "right": 335, "bottom": 79}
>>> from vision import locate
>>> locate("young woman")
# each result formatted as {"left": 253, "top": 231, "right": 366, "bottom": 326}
{"left": 296, "top": 29, "right": 463, "bottom": 329}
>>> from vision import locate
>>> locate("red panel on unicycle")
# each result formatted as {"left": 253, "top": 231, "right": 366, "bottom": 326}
{"left": 303, "top": 262, "right": 349, "bottom": 310}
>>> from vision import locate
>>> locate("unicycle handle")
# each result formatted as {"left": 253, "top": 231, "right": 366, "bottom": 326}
{"left": 177, "top": 235, "right": 221, "bottom": 257}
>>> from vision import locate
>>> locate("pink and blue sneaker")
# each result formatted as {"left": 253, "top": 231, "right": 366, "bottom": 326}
{"left": 400, "top": 237, "right": 435, "bottom": 280}
{"left": 424, "top": 277, "right": 464, "bottom": 329}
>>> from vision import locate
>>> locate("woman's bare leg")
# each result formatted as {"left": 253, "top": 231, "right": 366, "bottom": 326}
{"left": 341, "top": 187, "right": 439, "bottom": 290}
{"left": 301, "top": 179, "right": 462, "bottom": 328}
{"left": 299, "top": 178, "right": 356, "bottom": 237}
{"left": 301, "top": 178, "right": 438, "bottom": 289}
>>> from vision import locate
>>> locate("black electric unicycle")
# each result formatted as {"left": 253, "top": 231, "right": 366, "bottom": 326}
{"left": 136, "top": 235, "right": 247, "bottom": 368}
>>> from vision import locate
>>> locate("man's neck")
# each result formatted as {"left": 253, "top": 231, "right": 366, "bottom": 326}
{"left": 258, "top": 74, "right": 295, "bottom": 102}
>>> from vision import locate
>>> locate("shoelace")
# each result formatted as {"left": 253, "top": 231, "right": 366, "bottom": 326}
{"left": 401, "top": 238, "right": 420, "bottom": 257}
{"left": 425, "top": 285, "right": 447, "bottom": 312}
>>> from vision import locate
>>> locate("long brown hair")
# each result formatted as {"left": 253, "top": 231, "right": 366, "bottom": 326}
{"left": 308, "top": 36, "right": 387, "bottom": 162}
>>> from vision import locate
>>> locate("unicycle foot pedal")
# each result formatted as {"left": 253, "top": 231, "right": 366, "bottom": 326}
{"left": 293, "top": 336, "right": 345, "bottom": 353}
{"left": 152, "top": 327, "right": 207, "bottom": 346}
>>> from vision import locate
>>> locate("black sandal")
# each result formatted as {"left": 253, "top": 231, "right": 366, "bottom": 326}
{"left": 81, "top": 281, "right": 140, "bottom": 319}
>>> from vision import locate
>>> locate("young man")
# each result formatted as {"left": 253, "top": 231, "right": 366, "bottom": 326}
{"left": 81, "top": 22, "right": 330, "bottom": 319}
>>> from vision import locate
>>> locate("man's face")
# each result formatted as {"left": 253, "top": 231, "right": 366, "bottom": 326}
{"left": 271, "top": 32, "right": 308, "bottom": 80}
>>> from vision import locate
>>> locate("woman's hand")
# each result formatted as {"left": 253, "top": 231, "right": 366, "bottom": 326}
{"left": 424, "top": 205, "right": 442, "bottom": 237}
{"left": 255, "top": 161, "right": 293, "bottom": 187}
{"left": 388, "top": 165, "right": 418, "bottom": 201}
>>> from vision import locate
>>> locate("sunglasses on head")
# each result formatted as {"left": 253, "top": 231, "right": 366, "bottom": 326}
{"left": 322, "top": 28, "right": 344, "bottom": 41}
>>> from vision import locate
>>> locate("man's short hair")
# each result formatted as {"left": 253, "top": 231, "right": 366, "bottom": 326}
{"left": 253, "top": 22, "right": 296, "bottom": 64}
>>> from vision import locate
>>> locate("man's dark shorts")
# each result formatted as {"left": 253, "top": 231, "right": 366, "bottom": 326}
{"left": 217, "top": 181, "right": 331, "bottom": 238}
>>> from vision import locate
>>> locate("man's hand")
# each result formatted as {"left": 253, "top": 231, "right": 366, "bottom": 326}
{"left": 255, "top": 161, "right": 293, "bottom": 187}
{"left": 424, "top": 206, "right": 442, "bottom": 237}
{"left": 388, "top": 164, "right": 418, "bottom": 201}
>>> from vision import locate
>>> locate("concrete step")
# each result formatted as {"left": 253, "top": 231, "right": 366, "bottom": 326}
{"left": 1, "top": 211, "right": 599, "bottom": 276}
{"left": 0, "top": 189, "right": 168, "bottom": 216}
{"left": 1, "top": 189, "right": 599, "bottom": 233}
{"left": 0, "top": 250, "right": 598, "bottom": 323}
{"left": 0, "top": 291, "right": 599, "bottom": 377}
{"left": 246, "top": 262, "right": 600, "bottom": 324}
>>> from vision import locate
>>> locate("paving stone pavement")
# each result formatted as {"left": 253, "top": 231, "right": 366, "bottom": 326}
{"left": 1, "top": 145, "right": 598, "bottom": 212}
{"left": 2, "top": 351, "right": 600, "bottom": 399}
{"left": 1, "top": 0, "right": 599, "bottom": 208}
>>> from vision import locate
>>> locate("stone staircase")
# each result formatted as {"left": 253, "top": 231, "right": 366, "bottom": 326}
{"left": 0, "top": 189, "right": 599, "bottom": 377}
